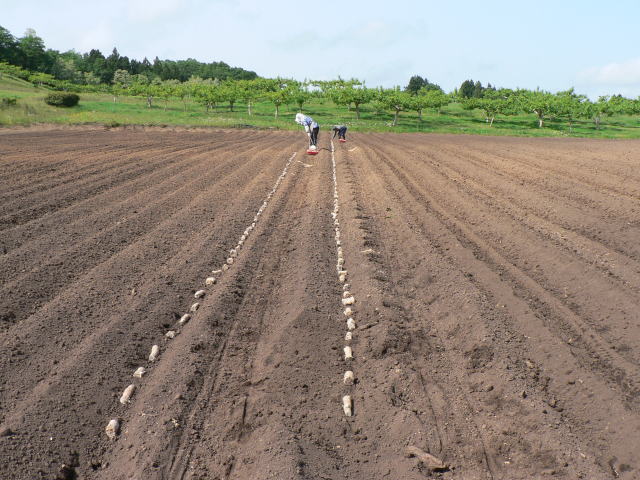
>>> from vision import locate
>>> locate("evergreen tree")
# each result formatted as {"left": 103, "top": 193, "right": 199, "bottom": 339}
{"left": 405, "top": 75, "right": 426, "bottom": 95}
{"left": 459, "top": 79, "right": 475, "bottom": 98}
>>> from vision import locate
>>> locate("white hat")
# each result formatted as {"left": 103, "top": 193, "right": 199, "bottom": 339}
{"left": 295, "top": 113, "right": 304, "bottom": 124}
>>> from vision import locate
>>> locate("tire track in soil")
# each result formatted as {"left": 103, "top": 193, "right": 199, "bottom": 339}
{"left": 0, "top": 133, "right": 286, "bottom": 327}
{"left": 354, "top": 134, "right": 638, "bottom": 478}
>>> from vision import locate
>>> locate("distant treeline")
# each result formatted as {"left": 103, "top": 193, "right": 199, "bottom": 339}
{"left": 0, "top": 25, "right": 258, "bottom": 86}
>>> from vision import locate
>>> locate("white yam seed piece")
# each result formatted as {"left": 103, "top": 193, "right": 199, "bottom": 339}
{"left": 344, "top": 371, "right": 355, "bottom": 385}
{"left": 190, "top": 302, "right": 200, "bottom": 312}
{"left": 342, "top": 395, "right": 353, "bottom": 416}
{"left": 165, "top": 330, "right": 176, "bottom": 339}
{"left": 194, "top": 290, "right": 206, "bottom": 298}
{"left": 241, "top": 235, "right": 246, "bottom": 242}
{"left": 344, "top": 307, "right": 353, "bottom": 317}
{"left": 226, "top": 257, "right": 234, "bottom": 265}
{"left": 251, "top": 222, "right": 256, "bottom": 228}
{"left": 120, "top": 384, "right": 135, "bottom": 404}
{"left": 149, "top": 345, "right": 160, "bottom": 362}
{"left": 179, "top": 314, "right": 191, "bottom": 325}
{"left": 133, "top": 367, "right": 146, "bottom": 378}
{"left": 205, "top": 277, "right": 216, "bottom": 286}
{"left": 339, "top": 274, "right": 346, "bottom": 283}
{"left": 344, "top": 346, "right": 353, "bottom": 360}
{"left": 342, "top": 296, "right": 355, "bottom": 306}
{"left": 343, "top": 283, "right": 350, "bottom": 290}
{"left": 343, "top": 291, "right": 351, "bottom": 298}
{"left": 336, "top": 240, "right": 341, "bottom": 246}
{"left": 345, "top": 331, "right": 353, "bottom": 341}
{"left": 230, "top": 249, "right": 237, "bottom": 258}
{"left": 347, "top": 318, "right": 356, "bottom": 330}
{"left": 212, "top": 269, "right": 222, "bottom": 275}
{"left": 105, "top": 419, "right": 120, "bottom": 440}
{"left": 222, "top": 264, "right": 229, "bottom": 271}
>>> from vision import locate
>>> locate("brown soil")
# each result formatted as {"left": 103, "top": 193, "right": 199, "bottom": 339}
{"left": 1, "top": 127, "right": 639, "bottom": 479}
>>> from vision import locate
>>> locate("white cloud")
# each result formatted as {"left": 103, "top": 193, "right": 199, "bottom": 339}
{"left": 579, "top": 57, "right": 640, "bottom": 85}
{"left": 126, "top": 0, "right": 185, "bottom": 22}
{"left": 76, "top": 24, "right": 116, "bottom": 53}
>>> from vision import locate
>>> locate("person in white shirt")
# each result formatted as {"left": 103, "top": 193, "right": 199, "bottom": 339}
{"left": 295, "top": 113, "right": 319, "bottom": 150}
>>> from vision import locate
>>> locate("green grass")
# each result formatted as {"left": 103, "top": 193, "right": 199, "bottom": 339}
{"left": 1, "top": 75, "right": 640, "bottom": 138}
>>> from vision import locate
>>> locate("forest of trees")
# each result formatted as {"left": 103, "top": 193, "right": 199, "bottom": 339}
{"left": 1, "top": 25, "right": 639, "bottom": 131}
{"left": 0, "top": 25, "right": 257, "bottom": 87}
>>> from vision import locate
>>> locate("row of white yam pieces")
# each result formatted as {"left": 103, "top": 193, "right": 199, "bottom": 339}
{"left": 106, "top": 152, "right": 297, "bottom": 439}
{"left": 331, "top": 144, "right": 355, "bottom": 417}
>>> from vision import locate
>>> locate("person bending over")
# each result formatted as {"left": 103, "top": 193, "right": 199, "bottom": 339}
{"left": 332, "top": 125, "right": 347, "bottom": 141}
{"left": 295, "top": 113, "right": 319, "bottom": 150}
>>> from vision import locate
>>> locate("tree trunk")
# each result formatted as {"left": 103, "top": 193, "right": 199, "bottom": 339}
{"left": 275, "top": 104, "right": 279, "bottom": 118}
{"left": 595, "top": 116, "right": 601, "bottom": 130}
{"left": 247, "top": 101, "right": 252, "bottom": 116}
{"left": 355, "top": 103, "right": 361, "bottom": 120}
{"left": 490, "top": 116, "right": 494, "bottom": 127}
{"left": 147, "top": 96, "right": 153, "bottom": 108}
{"left": 393, "top": 109, "right": 399, "bottom": 126}
{"left": 229, "top": 101, "right": 234, "bottom": 112}
{"left": 164, "top": 98, "right": 168, "bottom": 111}
{"left": 113, "top": 96, "right": 117, "bottom": 103}
{"left": 418, "top": 109, "right": 423, "bottom": 121}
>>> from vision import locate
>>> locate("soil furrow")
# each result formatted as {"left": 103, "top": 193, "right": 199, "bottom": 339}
{"left": 0, "top": 135, "right": 286, "bottom": 327}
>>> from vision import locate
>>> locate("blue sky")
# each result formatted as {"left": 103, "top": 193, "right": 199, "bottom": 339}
{"left": 3, "top": 0, "right": 640, "bottom": 98}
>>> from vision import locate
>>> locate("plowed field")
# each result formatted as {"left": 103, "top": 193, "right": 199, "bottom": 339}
{"left": 1, "top": 127, "right": 639, "bottom": 479}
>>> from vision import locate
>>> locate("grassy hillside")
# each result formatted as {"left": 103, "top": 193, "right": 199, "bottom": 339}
{"left": 1, "top": 76, "right": 639, "bottom": 138}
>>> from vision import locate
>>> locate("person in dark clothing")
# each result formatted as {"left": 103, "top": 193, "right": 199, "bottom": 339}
{"left": 332, "top": 125, "right": 347, "bottom": 141}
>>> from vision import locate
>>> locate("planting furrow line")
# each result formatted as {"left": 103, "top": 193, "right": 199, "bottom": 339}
{"left": 453, "top": 141, "right": 640, "bottom": 203}
{"left": 0, "top": 139, "right": 292, "bottom": 427}
{"left": 103, "top": 151, "right": 297, "bottom": 440}
{"left": 0, "top": 133, "right": 268, "bottom": 256}
{"left": 434, "top": 141, "right": 640, "bottom": 237}
{"left": 373, "top": 139, "right": 640, "bottom": 361}
{"left": 369, "top": 142, "right": 640, "bottom": 408}
{"left": 342, "top": 142, "right": 495, "bottom": 478}
{"left": 0, "top": 143, "right": 218, "bottom": 228}
{"left": 331, "top": 139, "right": 356, "bottom": 417}
{"left": 411, "top": 142, "right": 640, "bottom": 273}
{"left": 0, "top": 133, "right": 258, "bottom": 203}
{"left": 0, "top": 137, "right": 282, "bottom": 326}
